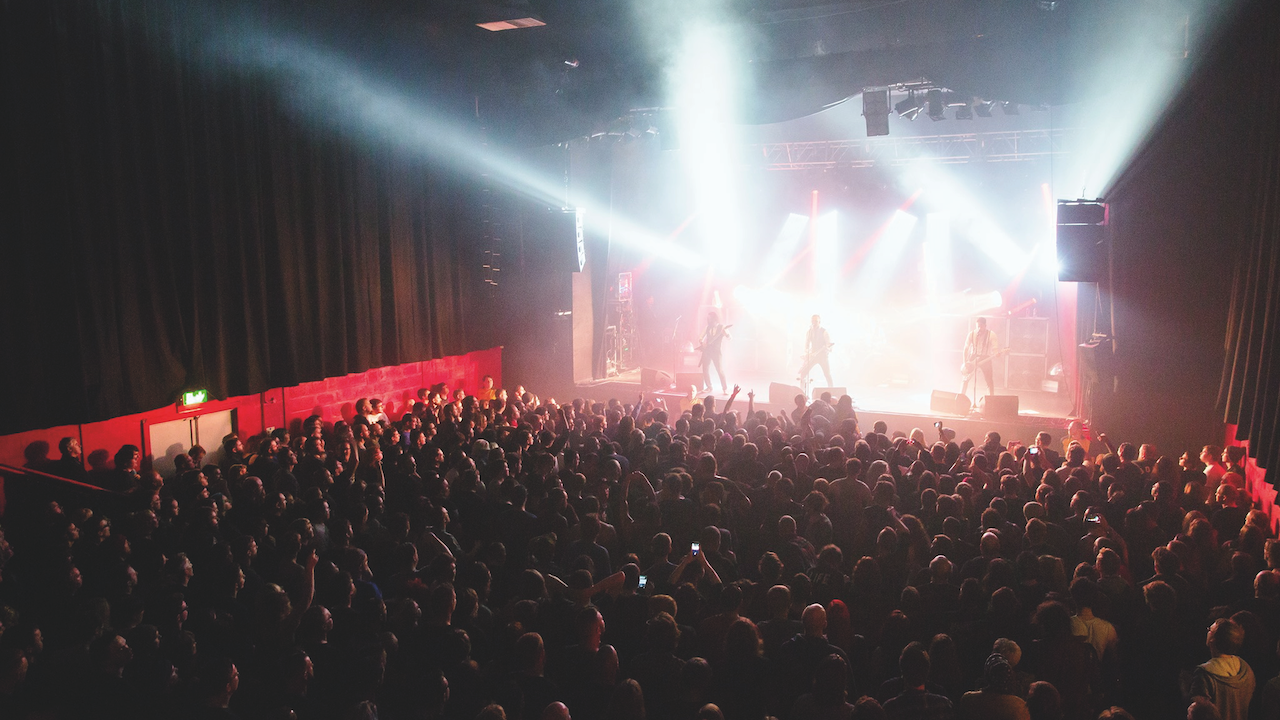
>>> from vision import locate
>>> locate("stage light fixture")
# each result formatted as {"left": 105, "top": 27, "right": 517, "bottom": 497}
{"left": 895, "top": 91, "right": 923, "bottom": 121}
{"left": 926, "top": 89, "right": 945, "bottom": 121}
{"left": 955, "top": 103, "right": 973, "bottom": 120}
{"left": 1001, "top": 101, "right": 1020, "bottom": 115}
{"left": 974, "top": 100, "right": 994, "bottom": 117}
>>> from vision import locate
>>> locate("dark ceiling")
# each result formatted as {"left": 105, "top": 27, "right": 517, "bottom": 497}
{"left": 221, "top": 0, "right": 1226, "bottom": 146}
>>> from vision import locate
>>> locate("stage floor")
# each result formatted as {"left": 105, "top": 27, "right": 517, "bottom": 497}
{"left": 576, "top": 369, "right": 1077, "bottom": 446}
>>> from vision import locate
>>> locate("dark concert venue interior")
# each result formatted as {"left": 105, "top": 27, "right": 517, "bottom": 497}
{"left": 1, "top": 1, "right": 1279, "bottom": 719}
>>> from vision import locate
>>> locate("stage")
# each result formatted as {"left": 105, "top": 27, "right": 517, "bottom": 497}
{"left": 576, "top": 368, "right": 1075, "bottom": 447}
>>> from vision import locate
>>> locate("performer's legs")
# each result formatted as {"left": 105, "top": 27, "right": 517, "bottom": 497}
{"left": 701, "top": 362, "right": 712, "bottom": 392}
{"left": 713, "top": 356, "right": 728, "bottom": 394}
{"left": 819, "top": 358, "right": 833, "bottom": 388}
{"left": 980, "top": 363, "right": 996, "bottom": 397}
{"left": 799, "top": 358, "right": 817, "bottom": 383}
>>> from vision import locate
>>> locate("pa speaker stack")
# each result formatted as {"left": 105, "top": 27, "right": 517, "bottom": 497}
{"left": 1056, "top": 200, "right": 1108, "bottom": 283}
{"left": 862, "top": 88, "right": 890, "bottom": 137}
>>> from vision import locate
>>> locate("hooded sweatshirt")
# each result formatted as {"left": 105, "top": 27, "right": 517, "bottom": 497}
{"left": 1190, "top": 655, "right": 1255, "bottom": 720}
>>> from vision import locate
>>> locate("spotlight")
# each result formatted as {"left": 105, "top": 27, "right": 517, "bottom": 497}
{"left": 1001, "top": 101, "right": 1020, "bottom": 115}
{"left": 926, "top": 89, "right": 945, "bottom": 121}
{"left": 895, "top": 91, "right": 923, "bottom": 121}
{"left": 955, "top": 103, "right": 973, "bottom": 120}
{"left": 974, "top": 100, "right": 994, "bottom": 118}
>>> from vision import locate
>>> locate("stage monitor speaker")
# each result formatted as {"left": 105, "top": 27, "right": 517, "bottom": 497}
{"left": 674, "top": 372, "right": 703, "bottom": 391}
{"left": 980, "top": 395, "right": 1020, "bottom": 420}
{"left": 812, "top": 387, "right": 848, "bottom": 401}
{"left": 770, "top": 382, "right": 805, "bottom": 406}
{"left": 930, "top": 390, "right": 971, "bottom": 416}
{"left": 641, "top": 368, "right": 674, "bottom": 391}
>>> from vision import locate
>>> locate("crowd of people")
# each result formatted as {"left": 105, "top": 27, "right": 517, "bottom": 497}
{"left": 0, "top": 379, "right": 1278, "bottom": 720}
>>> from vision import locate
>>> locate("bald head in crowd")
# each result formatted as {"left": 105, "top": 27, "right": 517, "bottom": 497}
{"left": 980, "top": 531, "right": 1001, "bottom": 557}
{"left": 802, "top": 603, "right": 827, "bottom": 637}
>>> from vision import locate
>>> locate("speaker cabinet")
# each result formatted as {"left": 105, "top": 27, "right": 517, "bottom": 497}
{"left": 770, "top": 382, "right": 806, "bottom": 406}
{"left": 980, "top": 395, "right": 1020, "bottom": 420}
{"left": 1078, "top": 341, "right": 1114, "bottom": 383}
{"left": 863, "top": 88, "right": 890, "bottom": 137}
{"left": 1057, "top": 200, "right": 1108, "bottom": 283}
{"left": 930, "top": 390, "right": 971, "bottom": 416}
{"left": 1006, "top": 354, "right": 1047, "bottom": 391}
{"left": 641, "top": 368, "right": 674, "bottom": 391}
{"left": 1007, "top": 318, "right": 1049, "bottom": 355}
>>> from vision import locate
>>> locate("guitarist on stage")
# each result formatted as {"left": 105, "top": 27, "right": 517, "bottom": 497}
{"left": 800, "top": 314, "right": 834, "bottom": 389}
{"left": 698, "top": 311, "right": 731, "bottom": 394}
{"left": 962, "top": 316, "right": 999, "bottom": 398}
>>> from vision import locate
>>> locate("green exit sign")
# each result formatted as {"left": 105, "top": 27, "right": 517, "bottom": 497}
{"left": 182, "top": 389, "right": 209, "bottom": 406}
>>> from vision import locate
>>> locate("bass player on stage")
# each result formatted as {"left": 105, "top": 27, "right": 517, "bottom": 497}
{"left": 698, "top": 311, "right": 731, "bottom": 395}
{"left": 799, "top": 314, "right": 834, "bottom": 390}
{"left": 961, "top": 316, "right": 999, "bottom": 398}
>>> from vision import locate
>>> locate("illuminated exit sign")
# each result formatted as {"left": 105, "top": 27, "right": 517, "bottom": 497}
{"left": 181, "top": 389, "right": 209, "bottom": 406}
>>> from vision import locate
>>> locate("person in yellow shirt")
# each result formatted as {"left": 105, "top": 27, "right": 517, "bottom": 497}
{"left": 1062, "top": 420, "right": 1091, "bottom": 458}
{"left": 476, "top": 375, "right": 497, "bottom": 404}
{"left": 678, "top": 385, "right": 702, "bottom": 414}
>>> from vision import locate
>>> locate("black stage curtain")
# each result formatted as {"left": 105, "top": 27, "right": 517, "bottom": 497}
{"left": 0, "top": 1, "right": 480, "bottom": 435}
{"left": 1101, "top": 0, "right": 1277, "bottom": 469}
{"left": 1218, "top": 1, "right": 1280, "bottom": 474}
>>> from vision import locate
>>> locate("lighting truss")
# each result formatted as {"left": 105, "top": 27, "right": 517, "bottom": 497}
{"left": 748, "top": 128, "right": 1072, "bottom": 171}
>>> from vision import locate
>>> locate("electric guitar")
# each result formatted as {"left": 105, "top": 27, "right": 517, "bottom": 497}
{"left": 797, "top": 341, "right": 836, "bottom": 393}
{"left": 960, "top": 347, "right": 1010, "bottom": 377}
{"left": 798, "top": 342, "right": 835, "bottom": 374}
{"left": 696, "top": 324, "right": 732, "bottom": 362}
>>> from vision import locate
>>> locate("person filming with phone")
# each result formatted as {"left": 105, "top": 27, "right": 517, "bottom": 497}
{"left": 1075, "top": 505, "right": 1129, "bottom": 568}
{"left": 668, "top": 538, "right": 723, "bottom": 591}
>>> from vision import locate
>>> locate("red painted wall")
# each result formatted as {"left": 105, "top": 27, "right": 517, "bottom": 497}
{"left": 1226, "top": 424, "right": 1276, "bottom": 534}
{"left": 0, "top": 347, "right": 502, "bottom": 487}
{"left": 0, "top": 425, "right": 80, "bottom": 471}
{"left": 280, "top": 348, "right": 502, "bottom": 433}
